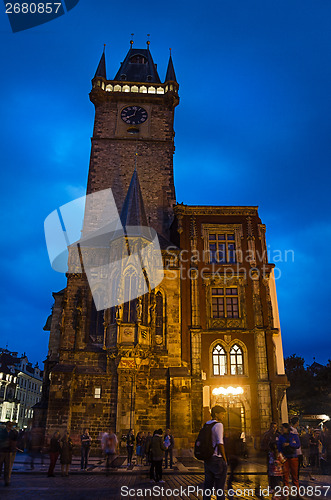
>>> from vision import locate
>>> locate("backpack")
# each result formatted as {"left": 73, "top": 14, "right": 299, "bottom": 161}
{"left": 194, "top": 421, "right": 218, "bottom": 461}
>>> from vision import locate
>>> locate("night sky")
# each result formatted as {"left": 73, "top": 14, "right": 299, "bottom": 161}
{"left": 0, "top": 1, "right": 330, "bottom": 367}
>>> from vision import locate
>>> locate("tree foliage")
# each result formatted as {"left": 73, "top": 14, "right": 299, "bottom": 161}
{"left": 285, "top": 355, "right": 331, "bottom": 416}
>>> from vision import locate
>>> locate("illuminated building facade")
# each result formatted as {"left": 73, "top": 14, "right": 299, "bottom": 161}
{"left": 43, "top": 43, "right": 288, "bottom": 448}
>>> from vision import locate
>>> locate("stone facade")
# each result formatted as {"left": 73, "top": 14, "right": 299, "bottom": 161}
{"left": 43, "top": 45, "right": 288, "bottom": 450}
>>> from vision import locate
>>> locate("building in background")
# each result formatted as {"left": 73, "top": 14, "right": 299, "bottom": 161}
{"left": 0, "top": 348, "right": 43, "bottom": 428}
{"left": 43, "top": 42, "right": 288, "bottom": 449}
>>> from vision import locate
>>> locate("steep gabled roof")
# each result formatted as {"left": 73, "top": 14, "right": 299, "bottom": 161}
{"left": 114, "top": 48, "right": 160, "bottom": 83}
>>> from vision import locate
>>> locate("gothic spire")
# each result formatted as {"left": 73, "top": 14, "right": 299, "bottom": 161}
{"left": 120, "top": 169, "right": 148, "bottom": 228}
{"left": 165, "top": 50, "right": 177, "bottom": 82}
{"left": 94, "top": 48, "right": 106, "bottom": 79}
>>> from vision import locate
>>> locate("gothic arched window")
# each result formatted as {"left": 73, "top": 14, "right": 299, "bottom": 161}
{"left": 89, "top": 292, "right": 104, "bottom": 344}
{"left": 123, "top": 271, "right": 137, "bottom": 323}
{"left": 142, "top": 293, "right": 149, "bottom": 326}
{"left": 230, "top": 344, "right": 244, "bottom": 375}
{"left": 155, "top": 291, "right": 163, "bottom": 338}
{"left": 212, "top": 344, "right": 227, "bottom": 376}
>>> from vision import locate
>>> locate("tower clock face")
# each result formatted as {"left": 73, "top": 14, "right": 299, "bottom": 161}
{"left": 121, "top": 106, "right": 148, "bottom": 125}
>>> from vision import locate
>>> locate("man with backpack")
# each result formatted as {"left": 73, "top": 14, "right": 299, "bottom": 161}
{"left": 195, "top": 405, "right": 227, "bottom": 500}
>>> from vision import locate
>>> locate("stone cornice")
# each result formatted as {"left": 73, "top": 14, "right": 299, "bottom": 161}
{"left": 174, "top": 205, "right": 259, "bottom": 216}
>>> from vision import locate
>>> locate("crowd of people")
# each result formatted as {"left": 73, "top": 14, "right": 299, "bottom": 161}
{"left": 1, "top": 413, "right": 330, "bottom": 495}
{"left": 100, "top": 427, "right": 175, "bottom": 482}
{"left": 201, "top": 407, "right": 331, "bottom": 500}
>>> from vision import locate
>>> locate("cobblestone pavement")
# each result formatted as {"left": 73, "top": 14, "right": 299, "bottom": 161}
{"left": 3, "top": 454, "right": 330, "bottom": 499}
{"left": 1, "top": 472, "right": 331, "bottom": 499}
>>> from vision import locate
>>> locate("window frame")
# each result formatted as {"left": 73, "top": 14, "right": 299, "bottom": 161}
{"left": 202, "top": 224, "right": 243, "bottom": 264}
{"left": 211, "top": 287, "right": 240, "bottom": 319}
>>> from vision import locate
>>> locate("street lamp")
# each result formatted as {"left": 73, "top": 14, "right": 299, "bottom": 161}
{"left": 212, "top": 386, "right": 244, "bottom": 429}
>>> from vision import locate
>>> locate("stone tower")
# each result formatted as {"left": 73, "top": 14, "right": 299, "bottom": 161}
{"left": 88, "top": 42, "right": 179, "bottom": 236}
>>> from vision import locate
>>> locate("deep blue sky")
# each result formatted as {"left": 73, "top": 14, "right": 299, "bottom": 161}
{"left": 0, "top": 1, "right": 330, "bottom": 366}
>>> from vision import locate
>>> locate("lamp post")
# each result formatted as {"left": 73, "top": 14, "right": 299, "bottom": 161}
{"left": 212, "top": 386, "right": 244, "bottom": 429}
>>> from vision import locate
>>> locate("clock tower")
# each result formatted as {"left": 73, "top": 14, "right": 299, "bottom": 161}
{"left": 88, "top": 41, "right": 179, "bottom": 236}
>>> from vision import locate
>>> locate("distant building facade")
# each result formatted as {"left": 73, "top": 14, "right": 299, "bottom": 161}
{"left": 42, "top": 43, "right": 288, "bottom": 449}
{"left": 0, "top": 348, "right": 43, "bottom": 428}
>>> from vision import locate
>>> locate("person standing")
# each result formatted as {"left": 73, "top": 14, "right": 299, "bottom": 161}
{"left": 136, "top": 431, "right": 143, "bottom": 465}
{"left": 60, "top": 431, "right": 73, "bottom": 477}
{"left": 224, "top": 429, "right": 241, "bottom": 494}
{"left": 150, "top": 428, "right": 167, "bottom": 483}
{"left": 309, "top": 429, "right": 320, "bottom": 480}
{"left": 80, "top": 428, "right": 92, "bottom": 471}
{"left": 278, "top": 423, "right": 300, "bottom": 490}
{"left": 290, "top": 417, "right": 303, "bottom": 477}
{"left": 103, "top": 429, "right": 118, "bottom": 474}
{"left": 164, "top": 429, "right": 175, "bottom": 469}
{"left": 268, "top": 442, "right": 286, "bottom": 500}
{"left": 321, "top": 421, "right": 331, "bottom": 474}
{"left": 126, "top": 429, "right": 134, "bottom": 466}
{"left": 47, "top": 431, "right": 61, "bottom": 477}
{"left": 145, "top": 432, "right": 152, "bottom": 465}
{"left": 300, "top": 428, "right": 309, "bottom": 467}
{"left": 202, "top": 405, "right": 227, "bottom": 500}
{"left": 0, "top": 421, "right": 18, "bottom": 487}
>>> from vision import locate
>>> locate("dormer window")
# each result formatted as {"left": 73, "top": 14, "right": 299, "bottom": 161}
{"left": 146, "top": 75, "right": 152, "bottom": 82}
{"left": 120, "top": 74, "right": 127, "bottom": 80}
{"left": 130, "top": 54, "right": 147, "bottom": 64}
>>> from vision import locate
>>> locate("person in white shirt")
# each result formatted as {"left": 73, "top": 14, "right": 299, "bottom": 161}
{"left": 203, "top": 405, "right": 227, "bottom": 500}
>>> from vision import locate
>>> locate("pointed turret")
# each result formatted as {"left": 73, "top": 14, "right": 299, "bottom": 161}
{"left": 165, "top": 52, "right": 177, "bottom": 82}
{"left": 114, "top": 46, "right": 160, "bottom": 83}
{"left": 94, "top": 50, "right": 106, "bottom": 79}
{"left": 120, "top": 169, "right": 148, "bottom": 228}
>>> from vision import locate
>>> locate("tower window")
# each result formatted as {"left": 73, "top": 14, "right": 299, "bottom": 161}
{"left": 130, "top": 54, "right": 147, "bottom": 64}
{"left": 230, "top": 345, "right": 244, "bottom": 375}
{"left": 209, "top": 233, "right": 236, "bottom": 263}
{"left": 212, "top": 345, "right": 227, "bottom": 375}
{"left": 94, "top": 387, "right": 101, "bottom": 399}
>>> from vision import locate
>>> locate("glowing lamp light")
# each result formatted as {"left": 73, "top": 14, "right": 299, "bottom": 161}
{"left": 212, "top": 386, "right": 244, "bottom": 396}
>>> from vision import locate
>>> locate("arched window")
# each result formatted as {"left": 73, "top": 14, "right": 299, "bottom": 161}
{"left": 89, "top": 292, "right": 104, "bottom": 344}
{"left": 212, "top": 345, "right": 227, "bottom": 376}
{"left": 230, "top": 344, "right": 244, "bottom": 375}
{"left": 123, "top": 271, "right": 137, "bottom": 323}
{"left": 142, "top": 293, "right": 149, "bottom": 326}
{"left": 155, "top": 291, "right": 163, "bottom": 338}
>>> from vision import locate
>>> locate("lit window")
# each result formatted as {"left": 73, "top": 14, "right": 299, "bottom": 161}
{"left": 94, "top": 387, "right": 101, "bottom": 399}
{"left": 212, "top": 345, "right": 227, "bottom": 375}
{"left": 212, "top": 288, "right": 239, "bottom": 318}
{"left": 209, "top": 233, "right": 236, "bottom": 264}
{"left": 230, "top": 345, "right": 244, "bottom": 375}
